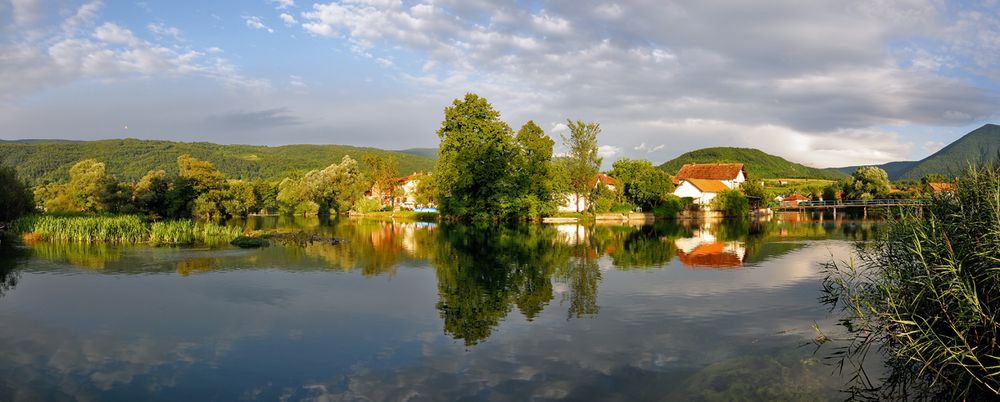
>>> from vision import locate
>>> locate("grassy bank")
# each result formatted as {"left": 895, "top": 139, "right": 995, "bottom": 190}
{"left": 351, "top": 210, "right": 439, "bottom": 221}
{"left": 12, "top": 215, "right": 242, "bottom": 245}
{"left": 822, "top": 165, "right": 1000, "bottom": 400}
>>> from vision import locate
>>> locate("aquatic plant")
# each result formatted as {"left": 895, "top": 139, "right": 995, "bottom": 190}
{"left": 822, "top": 164, "right": 1000, "bottom": 401}
{"left": 12, "top": 215, "right": 242, "bottom": 245}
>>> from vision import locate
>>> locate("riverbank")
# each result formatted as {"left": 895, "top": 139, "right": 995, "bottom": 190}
{"left": 10, "top": 215, "right": 243, "bottom": 245}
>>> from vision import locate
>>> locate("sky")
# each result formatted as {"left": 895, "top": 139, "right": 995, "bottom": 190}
{"left": 1, "top": 0, "right": 998, "bottom": 168}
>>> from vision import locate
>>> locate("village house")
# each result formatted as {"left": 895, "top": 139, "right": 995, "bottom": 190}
{"left": 928, "top": 182, "right": 956, "bottom": 193}
{"left": 369, "top": 173, "right": 430, "bottom": 210}
{"left": 558, "top": 173, "right": 617, "bottom": 212}
{"left": 778, "top": 194, "right": 810, "bottom": 208}
{"left": 671, "top": 163, "right": 747, "bottom": 205}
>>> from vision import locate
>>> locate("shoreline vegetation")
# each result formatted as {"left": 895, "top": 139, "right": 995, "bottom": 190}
{"left": 10, "top": 215, "right": 242, "bottom": 245}
{"left": 821, "top": 164, "right": 1000, "bottom": 400}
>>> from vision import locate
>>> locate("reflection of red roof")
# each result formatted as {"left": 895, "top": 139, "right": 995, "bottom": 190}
{"left": 929, "top": 182, "right": 955, "bottom": 192}
{"left": 676, "top": 242, "right": 744, "bottom": 268}
{"left": 589, "top": 173, "right": 617, "bottom": 188}
{"left": 783, "top": 194, "right": 809, "bottom": 201}
{"left": 675, "top": 163, "right": 745, "bottom": 183}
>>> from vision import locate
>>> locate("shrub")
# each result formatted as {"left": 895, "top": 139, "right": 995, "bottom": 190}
{"left": 353, "top": 197, "right": 383, "bottom": 214}
{"left": 230, "top": 236, "right": 269, "bottom": 248}
{"left": 822, "top": 164, "right": 1000, "bottom": 400}
{"left": 653, "top": 196, "right": 689, "bottom": 219}
{"left": 610, "top": 203, "right": 634, "bottom": 213}
{"left": 0, "top": 166, "right": 35, "bottom": 224}
{"left": 712, "top": 190, "right": 749, "bottom": 217}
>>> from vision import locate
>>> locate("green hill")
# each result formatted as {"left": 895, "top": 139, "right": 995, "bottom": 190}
{"left": 0, "top": 138, "right": 436, "bottom": 184}
{"left": 657, "top": 147, "right": 847, "bottom": 179}
{"left": 396, "top": 147, "right": 438, "bottom": 159}
{"left": 895, "top": 124, "right": 1000, "bottom": 180}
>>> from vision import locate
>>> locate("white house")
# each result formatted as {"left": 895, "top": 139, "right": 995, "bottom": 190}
{"left": 558, "top": 173, "right": 617, "bottom": 212}
{"left": 671, "top": 163, "right": 747, "bottom": 205}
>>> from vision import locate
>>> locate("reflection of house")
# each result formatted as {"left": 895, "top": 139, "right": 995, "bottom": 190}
{"left": 558, "top": 173, "right": 617, "bottom": 212}
{"left": 674, "top": 230, "right": 746, "bottom": 268}
{"left": 672, "top": 163, "right": 746, "bottom": 205}
{"left": 779, "top": 194, "right": 809, "bottom": 208}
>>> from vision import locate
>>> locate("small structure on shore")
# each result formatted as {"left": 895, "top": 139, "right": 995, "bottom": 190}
{"left": 778, "top": 194, "right": 809, "bottom": 208}
{"left": 671, "top": 163, "right": 746, "bottom": 205}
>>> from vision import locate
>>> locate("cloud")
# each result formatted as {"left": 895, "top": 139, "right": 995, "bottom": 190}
{"left": 243, "top": 16, "right": 274, "bottom": 33}
{"left": 635, "top": 143, "right": 665, "bottom": 153}
{"left": 0, "top": 2, "right": 267, "bottom": 100}
{"left": 204, "top": 108, "right": 303, "bottom": 131}
{"left": 299, "top": 0, "right": 998, "bottom": 166}
{"left": 147, "top": 23, "right": 183, "bottom": 41}
{"left": 279, "top": 13, "right": 297, "bottom": 25}
{"left": 598, "top": 145, "right": 620, "bottom": 159}
{"left": 269, "top": 0, "right": 294, "bottom": 10}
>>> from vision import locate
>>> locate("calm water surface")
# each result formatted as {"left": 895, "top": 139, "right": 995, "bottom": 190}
{"left": 0, "top": 213, "right": 880, "bottom": 401}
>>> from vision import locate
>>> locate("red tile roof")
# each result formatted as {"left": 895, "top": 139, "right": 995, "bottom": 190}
{"left": 783, "top": 194, "right": 809, "bottom": 201}
{"left": 929, "top": 182, "right": 955, "bottom": 192}
{"left": 675, "top": 163, "right": 745, "bottom": 182}
{"left": 589, "top": 173, "right": 617, "bottom": 188}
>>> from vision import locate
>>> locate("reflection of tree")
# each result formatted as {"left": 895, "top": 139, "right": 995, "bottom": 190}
{"left": 27, "top": 241, "right": 122, "bottom": 270}
{"left": 430, "top": 224, "right": 570, "bottom": 345}
{"left": 557, "top": 256, "right": 601, "bottom": 318}
{"left": 607, "top": 223, "right": 688, "bottom": 269}
{"left": 0, "top": 242, "right": 30, "bottom": 298}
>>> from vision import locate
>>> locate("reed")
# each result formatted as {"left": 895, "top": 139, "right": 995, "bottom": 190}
{"left": 12, "top": 215, "right": 242, "bottom": 245}
{"left": 822, "top": 164, "right": 1000, "bottom": 401}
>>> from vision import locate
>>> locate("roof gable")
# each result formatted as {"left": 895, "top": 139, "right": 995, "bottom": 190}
{"left": 675, "top": 163, "right": 745, "bottom": 181}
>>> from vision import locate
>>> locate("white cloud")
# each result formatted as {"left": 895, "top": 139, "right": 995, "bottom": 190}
{"left": 598, "top": 145, "right": 620, "bottom": 159}
{"left": 0, "top": 2, "right": 268, "bottom": 100}
{"left": 289, "top": 75, "right": 305, "bottom": 88}
{"left": 147, "top": 23, "right": 183, "bottom": 41}
{"left": 279, "top": 13, "right": 297, "bottom": 25}
{"left": 269, "top": 0, "right": 294, "bottom": 9}
{"left": 243, "top": 16, "right": 274, "bottom": 33}
{"left": 10, "top": 0, "right": 45, "bottom": 26}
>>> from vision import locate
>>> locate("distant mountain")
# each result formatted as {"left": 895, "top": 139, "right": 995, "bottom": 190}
{"left": 836, "top": 124, "right": 1000, "bottom": 181}
{"left": 396, "top": 147, "right": 438, "bottom": 160}
{"left": 0, "top": 138, "right": 436, "bottom": 184}
{"left": 657, "top": 147, "right": 848, "bottom": 179}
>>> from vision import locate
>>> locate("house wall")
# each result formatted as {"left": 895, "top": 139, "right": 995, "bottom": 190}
{"left": 558, "top": 193, "right": 588, "bottom": 212}
{"left": 673, "top": 181, "right": 718, "bottom": 205}
{"left": 722, "top": 171, "right": 746, "bottom": 189}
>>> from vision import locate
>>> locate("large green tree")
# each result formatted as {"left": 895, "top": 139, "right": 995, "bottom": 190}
{"left": 0, "top": 166, "right": 34, "bottom": 224}
{"left": 843, "top": 166, "right": 891, "bottom": 200}
{"left": 515, "top": 120, "right": 557, "bottom": 216}
{"left": 35, "top": 159, "right": 117, "bottom": 213}
{"left": 434, "top": 93, "right": 522, "bottom": 220}
{"left": 303, "top": 155, "right": 363, "bottom": 215}
{"left": 609, "top": 158, "right": 674, "bottom": 210}
{"left": 562, "top": 120, "right": 602, "bottom": 212}
{"left": 364, "top": 153, "right": 400, "bottom": 207}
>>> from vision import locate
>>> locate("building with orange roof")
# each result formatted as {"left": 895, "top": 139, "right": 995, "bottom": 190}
{"left": 558, "top": 173, "right": 618, "bottom": 212}
{"left": 671, "top": 163, "right": 747, "bottom": 205}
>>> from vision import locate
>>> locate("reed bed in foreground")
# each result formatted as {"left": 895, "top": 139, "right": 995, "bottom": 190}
{"left": 12, "top": 215, "right": 242, "bottom": 245}
{"left": 822, "top": 165, "right": 1000, "bottom": 401}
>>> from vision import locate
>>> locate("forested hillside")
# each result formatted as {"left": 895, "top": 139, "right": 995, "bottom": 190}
{"left": 657, "top": 147, "right": 847, "bottom": 179}
{"left": 0, "top": 138, "right": 436, "bottom": 183}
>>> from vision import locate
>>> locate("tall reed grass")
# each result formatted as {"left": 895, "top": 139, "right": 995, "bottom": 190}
{"left": 12, "top": 215, "right": 242, "bottom": 245}
{"left": 822, "top": 164, "right": 1000, "bottom": 401}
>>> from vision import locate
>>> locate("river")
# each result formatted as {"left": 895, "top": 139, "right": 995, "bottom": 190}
{"left": 0, "top": 212, "right": 880, "bottom": 401}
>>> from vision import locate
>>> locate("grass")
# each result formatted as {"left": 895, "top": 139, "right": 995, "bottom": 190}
{"left": 821, "top": 164, "right": 1000, "bottom": 400}
{"left": 12, "top": 215, "right": 243, "bottom": 245}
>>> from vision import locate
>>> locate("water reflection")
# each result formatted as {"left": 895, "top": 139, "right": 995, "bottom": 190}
{"left": 0, "top": 212, "right": 885, "bottom": 401}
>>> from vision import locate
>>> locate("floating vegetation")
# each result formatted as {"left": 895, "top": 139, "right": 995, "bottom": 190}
{"left": 12, "top": 215, "right": 243, "bottom": 246}
{"left": 230, "top": 236, "right": 269, "bottom": 248}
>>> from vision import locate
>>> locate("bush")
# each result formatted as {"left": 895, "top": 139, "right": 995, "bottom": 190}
{"left": 0, "top": 166, "right": 35, "bottom": 224}
{"left": 712, "top": 190, "right": 749, "bottom": 217}
{"left": 822, "top": 164, "right": 1000, "bottom": 400}
{"left": 653, "top": 196, "right": 689, "bottom": 219}
{"left": 609, "top": 203, "right": 634, "bottom": 213}
{"left": 353, "top": 197, "right": 383, "bottom": 214}
{"left": 231, "top": 236, "right": 269, "bottom": 248}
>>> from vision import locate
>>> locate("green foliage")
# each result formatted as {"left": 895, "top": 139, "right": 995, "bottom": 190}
{"left": 713, "top": 189, "right": 749, "bottom": 217}
{"left": 590, "top": 182, "right": 617, "bottom": 213}
{"left": 304, "top": 155, "right": 364, "bottom": 214}
{"left": 842, "top": 166, "right": 890, "bottom": 200}
{"left": 610, "top": 158, "right": 674, "bottom": 210}
{"left": 0, "top": 138, "right": 435, "bottom": 184}
{"left": 364, "top": 153, "right": 399, "bottom": 205}
{"left": 609, "top": 203, "right": 634, "bottom": 213}
{"left": 562, "top": 119, "right": 602, "bottom": 212}
{"left": 35, "top": 159, "right": 118, "bottom": 213}
{"left": 658, "top": 147, "right": 846, "bottom": 179}
{"left": 230, "top": 236, "right": 269, "bottom": 248}
{"left": 353, "top": 197, "right": 383, "bottom": 213}
{"left": 412, "top": 173, "right": 438, "bottom": 208}
{"left": 433, "top": 93, "right": 532, "bottom": 220}
{"left": 739, "top": 178, "right": 769, "bottom": 208}
{"left": 0, "top": 166, "right": 35, "bottom": 224}
{"left": 11, "top": 215, "right": 241, "bottom": 245}
{"left": 822, "top": 163, "right": 1000, "bottom": 400}
{"left": 652, "top": 196, "right": 689, "bottom": 218}
{"left": 821, "top": 183, "right": 839, "bottom": 201}
{"left": 516, "top": 120, "right": 556, "bottom": 205}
